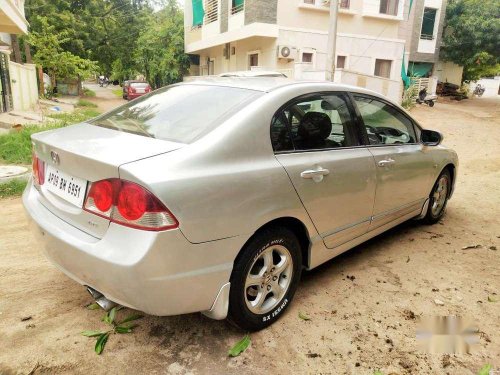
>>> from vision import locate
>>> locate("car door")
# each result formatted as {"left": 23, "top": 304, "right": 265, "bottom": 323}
{"left": 351, "top": 94, "right": 435, "bottom": 229}
{"left": 272, "top": 92, "right": 377, "bottom": 249}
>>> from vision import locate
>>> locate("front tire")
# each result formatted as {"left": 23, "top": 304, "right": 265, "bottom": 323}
{"left": 422, "top": 169, "right": 451, "bottom": 224}
{"left": 228, "top": 227, "right": 302, "bottom": 331}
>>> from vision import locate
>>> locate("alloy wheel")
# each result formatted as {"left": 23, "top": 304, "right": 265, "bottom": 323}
{"left": 244, "top": 245, "right": 293, "bottom": 315}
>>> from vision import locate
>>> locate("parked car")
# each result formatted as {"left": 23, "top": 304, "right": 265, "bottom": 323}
{"left": 24, "top": 78, "right": 458, "bottom": 331}
{"left": 122, "top": 80, "right": 151, "bottom": 100}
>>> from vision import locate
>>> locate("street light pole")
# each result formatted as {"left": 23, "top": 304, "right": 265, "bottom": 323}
{"left": 325, "top": 0, "right": 339, "bottom": 81}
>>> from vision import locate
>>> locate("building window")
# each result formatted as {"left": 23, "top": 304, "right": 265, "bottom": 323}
{"left": 420, "top": 7, "right": 437, "bottom": 40}
{"left": 379, "top": 0, "right": 399, "bottom": 16}
{"left": 303, "top": 0, "right": 315, "bottom": 4}
{"left": 249, "top": 53, "right": 259, "bottom": 67}
{"left": 337, "top": 55, "right": 346, "bottom": 69}
{"left": 302, "top": 52, "right": 313, "bottom": 63}
{"left": 340, "top": 0, "right": 350, "bottom": 9}
{"left": 374, "top": 59, "right": 392, "bottom": 78}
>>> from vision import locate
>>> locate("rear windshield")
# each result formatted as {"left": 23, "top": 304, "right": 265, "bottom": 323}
{"left": 91, "top": 84, "right": 261, "bottom": 143}
{"left": 130, "top": 82, "right": 149, "bottom": 88}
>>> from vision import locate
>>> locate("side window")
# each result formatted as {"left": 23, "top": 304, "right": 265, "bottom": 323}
{"left": 270, "top": 113, "right": 293, "bottom": 152}
{"left": 270, "top": 93, "right": 356, "bottom": 152}
{"left": 353, "top": 95, "right": 417, "bottom": 145}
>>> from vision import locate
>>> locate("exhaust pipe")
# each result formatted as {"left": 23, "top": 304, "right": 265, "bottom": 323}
{"left": 86, "top": 286, "right": 118, "bottom": 312}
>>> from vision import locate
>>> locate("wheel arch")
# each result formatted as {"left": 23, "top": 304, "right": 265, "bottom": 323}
{"left": 234, "top": 217, "right": 311, "bottom": 270}
{"left": 442, "top": 163, "right": 456, "bottom": 198}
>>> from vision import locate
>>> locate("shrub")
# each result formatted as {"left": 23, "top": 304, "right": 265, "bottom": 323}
{"left": 77, "top": 99, "right": 98, "bottom": 108}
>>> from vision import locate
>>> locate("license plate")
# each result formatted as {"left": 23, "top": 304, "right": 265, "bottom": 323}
{"left": 136, "top": 89, "right": 145, "bottom": 93}
{"left": 45, "top": 166, "right": 88, "bottom": 207}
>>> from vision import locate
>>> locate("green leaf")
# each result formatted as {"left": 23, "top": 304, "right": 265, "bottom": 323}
{"left": 86, "top": 303, "right": 100, "bottom": 310}
{"left": 487, "top": 296, "right": 497, "bottom": 302}
{"left": 478, "top": 364, "right": 492, "bottom": 375}
{"left": 299, "top": 312, "right": 311, "bottom": 321}
{"left": 228, "top": 334, "right": 251, "bottom": 357}
{"left": 81, "top": 330, "right": 105, "bottom": 337}
{"left": 115, "top": 326, "right": 133, "bottom": 334}
{"left": 108, "top": 307, "right": 117, "bottom": 324}
{"left": 119, "top": 314, "right": 143, "bottom": 325}
{"left": 374, "top": 371, "right": 384, "bottom": 375}
{"left": 95, "top": 332, "right": 110, "bottom": 355}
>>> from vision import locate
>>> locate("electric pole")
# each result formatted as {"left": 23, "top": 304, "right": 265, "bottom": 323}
{"left": 325, "top": 0, "right": 339, "bottom": 81}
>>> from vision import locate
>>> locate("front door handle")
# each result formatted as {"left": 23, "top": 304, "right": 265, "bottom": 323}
{"left": 378, "top": 158, "right": 395, "bottom": 167}
{"left": 301, "top": 167, "right": 330, "bottom": 182}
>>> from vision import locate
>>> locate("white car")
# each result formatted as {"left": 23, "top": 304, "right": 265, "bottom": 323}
{"left": 24, "top": 78, "right": 457, "bottom": 331}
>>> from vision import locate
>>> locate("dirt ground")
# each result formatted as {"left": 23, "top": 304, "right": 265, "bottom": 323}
{"left": 0, "top": 96, "right": 499, "bottom": 375}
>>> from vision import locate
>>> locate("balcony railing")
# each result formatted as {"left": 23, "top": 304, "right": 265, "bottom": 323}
{"left": 231, "top": 2, "right": 244, "bottom": 15}
{"left": 420, "top": 33, "right": 434, "bottom": 40}
{"left": 204, "top": 0, "right": 219, "bottom": 24}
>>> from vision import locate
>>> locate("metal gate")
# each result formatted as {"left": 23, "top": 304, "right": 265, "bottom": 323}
{"left": 0, "top": 52, "right": 13, "bottom": 112}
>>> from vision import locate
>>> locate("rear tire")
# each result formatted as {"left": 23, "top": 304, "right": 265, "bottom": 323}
{"left": 422, "top": 169, "right": 451, "bottom": 224}
{"left": 227, "top": 226, "right": 302, "bottom": 331}
{"left": 428, "top": 101, "right": 435, "bottom": 107}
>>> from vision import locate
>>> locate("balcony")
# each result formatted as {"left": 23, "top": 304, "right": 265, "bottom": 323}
{"left": 0, "top": 0, "right": 28, "bottom": 34}
{"left": 228, "top": 0, "right": 245, "bottom": 31}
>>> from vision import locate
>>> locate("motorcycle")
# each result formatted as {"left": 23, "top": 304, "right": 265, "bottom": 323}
{"left": 473, "top": 84, "right": 485, "bottom": 97}
{"left": 98, "top": 76, "right": 109, "bottom": 87}
{"left": 416, "top": 87, "right": 437, "bottom": 107}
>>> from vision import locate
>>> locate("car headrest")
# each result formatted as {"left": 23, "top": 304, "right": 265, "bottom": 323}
{"left": 298, "top": 112, "right": 332, "bottom": 142}
{"left": 321, "top": 96, "right": 346, "bottom": 111}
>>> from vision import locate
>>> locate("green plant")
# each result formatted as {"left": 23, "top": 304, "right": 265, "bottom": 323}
{"left": 112, "top": 89, "right": 123, "bottom": 98}
{"left": 77, "top": 99, "right": 97, "bottom": 108}
{"left": 402, "top": 84, "right": 419, "bottom": 110}
{"left": 228, "top": 334, "right": 251, "bottom": 357}
{"left": 0, "top": 179, "right": 28, "bottom": 198}
{"left": 81, "top": 307, "right": 143, "bottom": 355}
{"left": 82, "top": 87, "right": 96, "bottom": 97}
{"left": 478, "top": 364, "right": 492, "bottom": 375}
{"left": 0, "top": 109, "right": 100, "bottom": 165}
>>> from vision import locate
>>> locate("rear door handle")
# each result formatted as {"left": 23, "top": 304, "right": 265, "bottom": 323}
{"left": 301, "top": 167, "right": 330, "bottom": 182}
{"left": 378, "top": 158, "right": 395, "bottom": 167}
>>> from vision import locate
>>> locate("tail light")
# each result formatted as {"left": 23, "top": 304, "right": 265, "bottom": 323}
{"left": 32, "top": 150, "right": 45, "bottom": 185}
{"left": 128, "top": 87, "right": 135, "bottom": 94}
{"left": 84, "top": 179, "right": 178, "bottom": 231}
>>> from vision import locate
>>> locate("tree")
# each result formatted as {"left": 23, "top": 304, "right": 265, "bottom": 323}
{"left": 28, "top": 17, "right": 98, "bottom": 85}
{"left": 135, "top": 0, "right": 190, "bottom": 88}
{"left": 441, "top": 0, "right": 500, "bottom": 81}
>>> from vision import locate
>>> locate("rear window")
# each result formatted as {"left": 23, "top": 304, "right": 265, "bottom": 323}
{"left": 130, "top": 82, "right": 149, "bottom": 88}
{"left": 91, "top": 84, "right": 261, "bottom": 143}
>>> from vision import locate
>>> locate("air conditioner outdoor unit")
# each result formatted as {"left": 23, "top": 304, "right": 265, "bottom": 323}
{"left": 277, "top": 45, "right": 296, "bottom": 60}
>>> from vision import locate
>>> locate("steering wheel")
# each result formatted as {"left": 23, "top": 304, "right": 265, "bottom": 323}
{"left": 365, "top": 124, "right": 382, "bottom": 144}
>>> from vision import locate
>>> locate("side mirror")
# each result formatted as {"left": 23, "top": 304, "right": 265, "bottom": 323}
{"left": 421, "top": 129, "right": 443, "bottom": 146}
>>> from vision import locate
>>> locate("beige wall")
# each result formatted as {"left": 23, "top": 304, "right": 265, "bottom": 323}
{"left": 434, "top": 60, "right": 463, "bottom": 86}
{"left": 277, "top": 0, "right": 402, "bottom": 39}
{"left": 196, "top": 37, "right": 278, "bottom": 75}
{"left": 9, "top": 61, "right": 38, "bottom": 111}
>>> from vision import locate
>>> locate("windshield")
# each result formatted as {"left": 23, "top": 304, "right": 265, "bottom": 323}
{"left": 91, "top": 84, "right": 261, "bottom": 143}
{"left": 130, "top": 82, "right": 149, "bottom": 88}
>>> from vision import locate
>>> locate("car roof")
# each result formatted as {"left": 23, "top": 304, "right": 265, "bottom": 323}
{"left": 180, "top": 77, "right": 392, "bottom": 101}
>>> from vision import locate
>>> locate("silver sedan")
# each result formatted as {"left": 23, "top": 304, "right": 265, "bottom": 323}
{"left": 23, "top": 78, "right": 458, "bottom": 331}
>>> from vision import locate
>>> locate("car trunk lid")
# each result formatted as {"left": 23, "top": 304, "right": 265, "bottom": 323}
{"left": 31, "top": 122, "right": 183, "bottom": 238}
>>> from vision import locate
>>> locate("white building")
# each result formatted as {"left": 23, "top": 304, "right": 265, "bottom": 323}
{"left": 185, "top": 0, "right": 410, "bottom": 102}
{"left": 0, "top": 0, "right": 38, "bottom": 113}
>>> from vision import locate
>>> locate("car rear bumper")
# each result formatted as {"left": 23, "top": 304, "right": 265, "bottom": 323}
{"left": 23, "top": 180, "right": 245, "bottom": 316}
{"left": 127, "top": 93, "right": 146, "bottom": 100}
